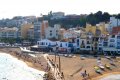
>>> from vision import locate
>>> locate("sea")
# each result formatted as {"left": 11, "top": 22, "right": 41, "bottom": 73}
{"left": 0, "top": 53, "right": 45, "bottom": 80}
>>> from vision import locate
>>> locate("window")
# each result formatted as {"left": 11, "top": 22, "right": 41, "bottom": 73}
{"left": 117, "top": 36, "right": 120, "bottom": 39}
{"left": 40, "top": 42, "right": 43, "bottom": 45}
{"left": 77, "top": 39, "right": 79, "bottom": 42}
{"left": 77, "top": 43, "right": 79, "bottom": 46}
{"left": 87, "top": 41, "right": 90, "bottom": 44}
{"left": 60, "top": 43, "right": 62, "bottom": 47}
{"left": 110, "top": 39, "right": 115, "bottom": 42}
{"left": 56, "top": 33, "right": 58, "bottom": 36}
{"left": 66, "top": 43, "right": 67, "bottom": 46}
{"left": 103, "top": 42, "right": 108, "bottom": 47}
{"left": 117, "top": 42, "right": 120, "bottom": 45}
{"left": 43, "top": 42, "right": 45, "bottom": 45}
{"left": 86, "top": 46, "right": 90, "bottom": 48}
{"left": 99, "top": 44, "right": 102, "bottom": 46}
{"left": 99, "top": 47, "right": 102, "bottom": 51}
{"left": 68, "top": 43, "right": 73, "bottom": 47}
{"left": 50, "top": 33, "right": 52, "bottom": 36}
{"left": 109, "top": 44, "right": 115, "bottom": 47}
{"left": 117, "top": 46, "right": 120, "bottom": 49}
{"left": 81, "top": 40, "right": 85, "bottom": 48}
{"left": 37, "top": 42, "right": 39, "bottom": 45}
{"left": 111, "top": 35, "right": 115, "bottom": 38}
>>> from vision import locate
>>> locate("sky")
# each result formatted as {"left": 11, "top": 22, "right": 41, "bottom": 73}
{"left": 0, "top": 0, "right": 120, "bottom": 19}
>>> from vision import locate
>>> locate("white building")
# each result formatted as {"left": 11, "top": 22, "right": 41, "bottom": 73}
{"left": 98, "top": 34, "right": 120, "bottom": 54}
{"left": 75, "top": 37, "right": 81, "bottom": 51}
{"left": 63, "top": 28, "right": 81, "bottom": 39}
{"left": 45, "top": 24, "right": 61, "bottom": 39}
{"left": 56, "top": 41, "right": 77, "bottom": 53}
{"left": 79, "top": 32, "right": 93, "bottom": 51}
{"left": 27, "top": 27, "right": 34, "bottom": 39}
{"left": 37, "top": 39, "right": 56, "bottom": 47}
{"left": 80, "top": 38, "right": 92, "bottom": 51}
{"left": 37, "top": 39, "right": 77, "bottom": 53}
{"left": 34, "top": 22, "right": 41, "bottom": 40}
{"left": 108, "top": 17, "right": 120, "bottom": 33}
{"left": 0, "top": 27, "right": 19, "bottom": 38}
{"left": 51, "top": 12, "right": 65, "bottom": 19}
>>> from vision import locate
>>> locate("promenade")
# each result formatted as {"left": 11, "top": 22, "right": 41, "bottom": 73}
{"left": 44, "top": 54, "right": 64, "bottom": 80}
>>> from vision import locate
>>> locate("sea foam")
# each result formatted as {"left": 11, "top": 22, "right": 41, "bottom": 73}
{"left": 0, "top": 53, "right": 45, "bottom": 80}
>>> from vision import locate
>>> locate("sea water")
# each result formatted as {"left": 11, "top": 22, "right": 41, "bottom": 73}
{"left": 0, "top": 53, "right": 45, "bottom": 80}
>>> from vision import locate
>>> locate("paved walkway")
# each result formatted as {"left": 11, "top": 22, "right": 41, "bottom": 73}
{"left": 44, "top": 54, "right": 63, "bottom": 80}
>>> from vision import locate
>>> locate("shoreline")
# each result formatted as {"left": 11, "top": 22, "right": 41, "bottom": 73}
{"left": 1, "top": 48, "right": 120, "bottom": 80}
{"left": 92, "top": 72, "right": 120, "bottom": 80}
{"left": 0, "top": 52, "right": 46, "bottom": 80}
{"left": 0, "top": 48, "right": 55, "bottom": 80}
{"left": 0, "top": 48, "right": 45, "bottom": 72}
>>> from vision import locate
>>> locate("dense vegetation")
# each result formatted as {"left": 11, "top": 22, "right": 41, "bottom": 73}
{"left": 0, "top": 11, "right": 120, "bottom": 28}
{"left": 40, "top": 11, "right": 120, "bottom": 28}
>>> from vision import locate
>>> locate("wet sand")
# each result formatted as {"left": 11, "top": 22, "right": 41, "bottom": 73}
{"left": 0, "top": 53, "right": 45, "bottom": 80}
{"left": 0, "top": 48, "right": 56, "bottom": 80}
{"left": 0, "top": 48, "right": 46, "bottom": 71}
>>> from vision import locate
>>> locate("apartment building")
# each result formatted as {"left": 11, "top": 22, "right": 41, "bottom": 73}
{"left": 97, "top": 34, "right": 120, "bottom": 54}
{"left": 27, "top": 27, "right": 34, "bottom": 39}
{"left": 51, "top": 12, "right": 65, "bottom": 20}
{"left": 45, "top": 24, "right": 60, "bottom": 39}
{"left": 0, "top": 27, "right": 18, "bottom": 38}
{"left": 21, "top": 23, "right": 33, "bottom": 39}
{"left": 41, "top": 20, "right": 49, "bottom": 39}
{"left": 108, "top": 17, "right": 120, "bottom": 33}
{"left": 112, "top": 26, "right": 120, "bottom": 35}
{"left": 34, "top": 22, "right": 41, "bottom": 40}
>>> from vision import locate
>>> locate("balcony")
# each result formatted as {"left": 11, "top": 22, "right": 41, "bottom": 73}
{"left": 117, "top": 46, "right": 120, "bottom": 49}
{"left": 117, "top": 36, "right": 120, "bottom": 39}
{"left": 109, "top": 39, "right": 115, "bottom": 42}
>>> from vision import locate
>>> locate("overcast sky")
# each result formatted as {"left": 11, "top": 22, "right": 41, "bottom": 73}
{"left": 0, "top": 0, "right": 120, "bottom": 19}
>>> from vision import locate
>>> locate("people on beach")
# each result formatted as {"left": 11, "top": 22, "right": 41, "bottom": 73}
{"left": 85, "top": 70, "right": 86, "bottom": 75}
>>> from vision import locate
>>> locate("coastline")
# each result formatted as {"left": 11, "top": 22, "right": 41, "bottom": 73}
{"left": 92, "top": 72, "right": 120, "bottom": 80}
{"left": 1, "top": 48, "right": 120, "bottom": 80}
{"left": 0, "top": 48, "right": 56, "bottom": 80}
{"left": 0, "top": 52, "right": 46, "bottom": 80}
{"left": 0, "top": 48, "right": 45, "bottom": 72}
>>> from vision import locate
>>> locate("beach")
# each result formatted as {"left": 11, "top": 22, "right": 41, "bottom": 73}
{"left": 48, "top": 54, "right": 120, "bottom": 80}
{"left": 100, "top": 74, "right": 120, "bottom": 80}
{"left": 92, "top": 72, "right": 120, "bottom": 80}
{"left": 0, "top": 47, "right": 120, "bottom": 80}
{"left": 0, "top": 53, "right": 45, "bottom": 80}
{"left": 0, "top": 48, "right": 55, "bottom": 80}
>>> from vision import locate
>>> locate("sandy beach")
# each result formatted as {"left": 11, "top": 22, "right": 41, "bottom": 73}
{"left": 48, "top": 54, "right": 120, "bottom": 80}
{"left": 0, "top": 48, "right": 55, "bottom": 80}
{"left": 0, "top": 48, "right": 46, "bottom": 71}
{"left": 0, "top": 47, "right": 120, "bottom": 80}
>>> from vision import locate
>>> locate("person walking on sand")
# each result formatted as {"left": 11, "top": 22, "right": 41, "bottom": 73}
{"left": 85, "top": 70, "right": 87, "bottom": 75}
